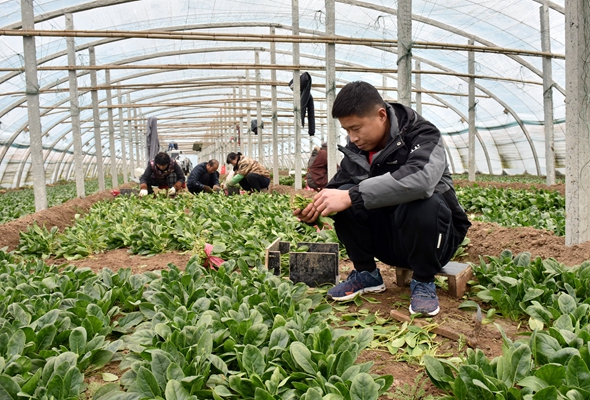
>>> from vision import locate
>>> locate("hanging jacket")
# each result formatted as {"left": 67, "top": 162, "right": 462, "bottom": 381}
{"left": 328, "top": 102, "right": 471, "bottom": 236}
{"left": 289, "top": 72, "right": 316, "bottom": 136}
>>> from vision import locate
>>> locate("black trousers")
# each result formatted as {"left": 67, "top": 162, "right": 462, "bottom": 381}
{"left": 333, "top": 192, "right": 465, "bottom": 282}
{"left": 144, "top": 173, "right": 180, "bottom": 194}
{"left": 239, "top": 173, "right": 270, "bottom": 192}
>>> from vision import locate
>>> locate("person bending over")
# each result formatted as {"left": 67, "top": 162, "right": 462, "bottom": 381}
{"left": 139, "top": 152, "right": 186, "bottom": 197}
{"left": 187, "top": 159, "right": 221, "bottom": 194}
{"left": 294, "top": 81, "right": 470, "bottom": 316}
{"left": 225, "top": 152, "right": 271, "bottom": 193}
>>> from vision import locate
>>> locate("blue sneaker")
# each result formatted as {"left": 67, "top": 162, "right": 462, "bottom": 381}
{"left": 327, "top": 269, "right": 386, "bottom": 301}
{"left": 409, "top": 280, "right": 440, "bottom": 316}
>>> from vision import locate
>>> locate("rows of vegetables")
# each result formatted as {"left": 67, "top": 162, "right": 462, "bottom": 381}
{"left": 0, "top": 178, "right": 122, "bottom": 225}
{"left": 0, "top": 178, "right": 586, "bottom": 399}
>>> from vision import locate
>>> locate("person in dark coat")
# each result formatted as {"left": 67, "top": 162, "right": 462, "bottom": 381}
{"left": 187, "top": 159, "right": 221, "bottom": 194}
{"left": 307, "top": 142, "right": 328, "bottom": 191}
{"left": 139, "top": 152, "right": 185, "bottom": 196}
{"left": 294, "top": 81, "right": 471, "bottom": 317}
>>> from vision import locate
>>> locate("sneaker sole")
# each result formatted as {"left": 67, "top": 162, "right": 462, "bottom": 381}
{"left": 327, "top": 284, "right": 387, "bottom": 302}
{"left": 409, "top": 305, "right": 440, "bottom": 317}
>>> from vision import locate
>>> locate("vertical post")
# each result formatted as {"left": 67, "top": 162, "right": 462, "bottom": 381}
{"left": 88, "top": 46, "right": 105, "bottom": 191}
{"left": 126, "top": 94, "right": 135, "bottom": 174}
{"left": 325, "top": 0, "right": 338, "bottom": 182}
{"left": 292, "top": 0, "right": 302, "bottom": 189}
{"left": 21, "top": 0, "right": 47, "bottom": 210}
{"left": 233, "top": 87, "right": 237, "bottom": 153}
{"left": 270, "top": 26, "right": 279, "bottom": 184}
{"left": 239, "top": 79, "right": 244, "bottom": 153}
{"left": 133, "top": 107, "right": 141, "bottom": 167}
{"left": 397, "top": 0, "right": 412, "bottom": 107}
{"left": 105, "top": 70, "right": 118, "bottom": 188}
{"left": 565, "top": 0, "right": 590, "bottom": 244}
{"left": 468, "top": 40, "right": 476, "bottom": 182}
{"left": 415, "top": 60, "right": 422, "bottom": 115}
{"left": 246, "top": 69, "right": 252, "bottom": 159}
{"left": 540, "top": 2, "right": 555, "bottom": 185}
{"left": 117, "top": 84, "right": 128, "bottom": 183}
{"left": 255, "top": 51, "right": 264, "bottom": 165}
{"left": 65, "top": 13, "right": 85, "bottom": 198}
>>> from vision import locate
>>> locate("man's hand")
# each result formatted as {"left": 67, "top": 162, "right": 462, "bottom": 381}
{"left": 213, "top": 185, "right": 222, "bottom": 192}
{"left": 312, "top": 188, "right": 353, "bottom": 216}
{"left": 203, "top": 185, "right": 214, "bottom": 194}
{"left": 139, "top": 189, "right": 148, "bottom": 197}
{"left": 293, "top": 201, "right": 320, "bottom": 224}
{"left": 168, "top": 187, "right": 176, "bottom": 196}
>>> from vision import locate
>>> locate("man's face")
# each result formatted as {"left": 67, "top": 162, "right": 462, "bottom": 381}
{"left": 338, "top": 106, "right": 389, "bottom": 152}
{"left": 156, "top": 164, "right": 168, "bottom": 172}
{"left": 207, "top": 163, "right": 218, "bottom": 173}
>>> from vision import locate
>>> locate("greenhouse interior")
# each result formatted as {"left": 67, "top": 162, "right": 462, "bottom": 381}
{"left": 1, "top": 0, "right": 590, "bottom": 399}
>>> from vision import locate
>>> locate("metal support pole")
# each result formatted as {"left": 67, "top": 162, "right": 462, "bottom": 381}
{"left": 397, "top": 0, "right": 412, "bottom": 107}
{"left": 65, "top": 13, "right": 85, "bottom": 198}
{"left": 325, "top": 0, "right": 338, "bottom": 182}
{"left": 22, "top": 0, "right": 47, "bottom": 209}
{"left": 117, "top": 84, "right": 128, "bottom": 183}
{"left": 239, "top": 79, "right": 244, "bottom": 153}
{"left": 126, "top": 93, "right": 135, "bottom": 174}
{"left": 540, "top": 2, "right": 555, "bottom": 185}
{"left": 105, "top": 70, "right": 118, "bottom": 188}
{"left": 134, "top": 107, "right": 141, "bottom": 167}
{"left": 255, "top": 51, "right": 263, "bottom": 165}
{"left": 292, "top": 0, "right": 302, "bottom": 189}
{"left": 246, "top": 69, "right": 252, "bottom": 158}
{"left": 88, "top": 46, "right": 105, "bottom": 192}
{"left": 468, "top": 39, "right": 476, "bottom": 181}
{"left": 270, "top": 26, "right": 279, "bottom": 184}
{"left": 565, "top": 0, "right": 590, "bottom": 244}
{"left": 415, "top": 60, "right": 422, "bottom": 115}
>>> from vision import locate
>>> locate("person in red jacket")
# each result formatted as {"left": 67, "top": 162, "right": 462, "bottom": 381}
{"left": 306, "top": 142, "right": 328, "bottom": 191}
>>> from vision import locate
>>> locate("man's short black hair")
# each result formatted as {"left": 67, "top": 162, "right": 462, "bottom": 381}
{"left": 208, "top": 159, "right": 219, "bottom": 167}
{"left": 332, "top": 81, "right": 387, "bottom": 119}
{"left": 154, "top": 152, "right": 170, "bottom": 165}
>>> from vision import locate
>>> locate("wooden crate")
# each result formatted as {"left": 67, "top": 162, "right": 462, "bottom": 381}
{"left": 265, "top": 238, "right": 339, "bottom": 287}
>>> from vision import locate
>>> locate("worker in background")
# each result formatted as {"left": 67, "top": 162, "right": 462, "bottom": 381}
{"left": 306, "top": 142, "right": 328, "bottom": 191}
{"left": 187, "top": 159, "right": 222, "bottom": 194}
{"left": 139, "top": 152, "right": 185, "bottom": 197}
{"left": 224, "top": 152, "right": 271, "bottom": 193}
{"left": 294, "top": 81, "right": 471, "bottom": 317}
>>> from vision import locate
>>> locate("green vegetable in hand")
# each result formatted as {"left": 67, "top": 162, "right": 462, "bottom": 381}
{"left": 291, "top": 194, "right": 334, "bottom": 230}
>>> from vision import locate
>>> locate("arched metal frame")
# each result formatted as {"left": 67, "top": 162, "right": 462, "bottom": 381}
{"left": 0, "top": 0, "right": 567, "bottom": 187}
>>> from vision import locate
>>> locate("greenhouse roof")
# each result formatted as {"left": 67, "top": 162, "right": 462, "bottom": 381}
{"left": 0, "top": 0, "right": 567, "bottom": 187}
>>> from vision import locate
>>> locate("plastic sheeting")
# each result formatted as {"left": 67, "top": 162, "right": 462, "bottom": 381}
{"left": 0, "top": 0, "right": 567, "bottom": 188}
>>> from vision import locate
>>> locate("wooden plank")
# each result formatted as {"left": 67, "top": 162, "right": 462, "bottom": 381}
{"left": 290, "top": 251, "right": 338, "bottom": 287}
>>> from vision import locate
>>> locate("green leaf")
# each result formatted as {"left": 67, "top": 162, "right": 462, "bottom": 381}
{"left": 566, "top": 355, "right": 590, "bottom": 391}
{"left": 350, "top": 373, "right": 378, "bottom": 400}
{"left": 534, "top": 363, "right": 565, "bottom": 387}
{"left": 165, "top": 380, "right": 192, "bottom": 400}
{"left": 0, "top": 375, "right": 20, "bottom": 400}
{"left": 532, "top": 386, "right": 557, "bottom": 400}
{"left": 558, "top": 294, "right": 578, "bottom": 315}
{"left": 7, "top": 330, "right": 25, "bottom": 358}
{"left": 244, "top": 324, "right": 268, "bottom": 346}
{"left": 243, "top": 344, "right": 265, "bottom": 377}
{"left": 353, "top": 329, "right": 373, "bottom": 350}
{"left": 132, "top": 366, "right": 162, "bottom": 398}
{"left": 290, "top": 341, "right": 317, "bottom": 374}
{"left": 69, "top": 327, "right": 87, "bottom": 355}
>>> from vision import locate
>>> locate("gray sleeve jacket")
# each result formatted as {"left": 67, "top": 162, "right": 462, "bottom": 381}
{"left": 327, "top": 102, "right": 471, "bottom": 235}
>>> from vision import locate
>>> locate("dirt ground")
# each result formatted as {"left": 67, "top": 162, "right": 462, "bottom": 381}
{"left": 0, "top": 180, "right": 587, "bottom": 398}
